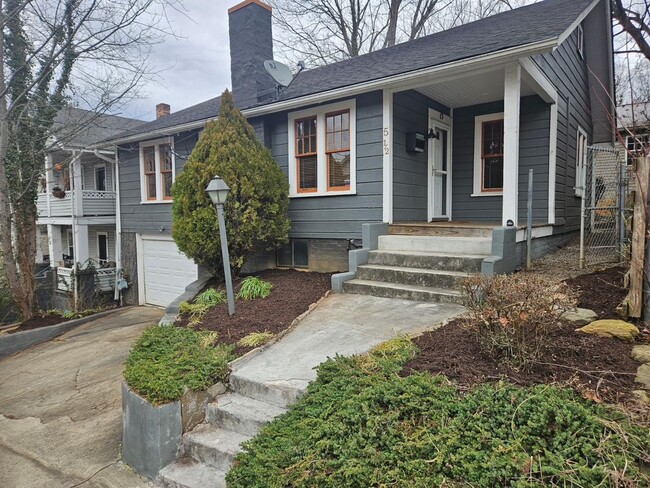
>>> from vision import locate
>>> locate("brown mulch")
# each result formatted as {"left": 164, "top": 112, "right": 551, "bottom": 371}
{"left": 3, "top": 314, "right": 68, "bottom": 334}
{"left": 403, "top": 318, "right": 641, "bottom": 403}
{"left": 563, "top": 266, "right": 628, "bottom": 319}
{"left": 404, "top": 266, "right": 647, "bottom": 403}
{"left": 177, "top": 269, "right": 332, "bottom": 355}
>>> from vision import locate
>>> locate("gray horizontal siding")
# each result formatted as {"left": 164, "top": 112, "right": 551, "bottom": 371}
{"left": 534, "top": 26, "right": 592, "bottom": 232}
{"left": 452, "top": 96, "right": 550, "bottom": 224}
{"left": 119, "top": 130, "right": 199, "bottom": 234}
{"left": 392, "top": 90, "right": 451, "bottom": 222}
{"left": 81, "top": 159, "right": 114, "bottom": 191}
{"left": 271, "top": 91, "right": 384, "bottom": 239}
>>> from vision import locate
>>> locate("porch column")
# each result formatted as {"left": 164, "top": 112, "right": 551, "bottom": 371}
{"left": 47, "top": 224, "right": 63, "bottom": 268}
{"left": 72, "top": 153, "right": 83, "bottom": 217}
{"left": 74, "top": 223, "right": 90, "bottom": 265}
{"left": 502, "top": 63, "right": 521, "bottom": 227}
{"left": 45, "top": 154, "right": 53, "bottom": 217}
{"left": 382, "top": 88, "right": 394, "bottom": 223}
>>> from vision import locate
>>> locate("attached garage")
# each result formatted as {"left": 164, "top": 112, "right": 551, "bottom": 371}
{"left": 138, "top": 235, "right": 198, "bottom": 307}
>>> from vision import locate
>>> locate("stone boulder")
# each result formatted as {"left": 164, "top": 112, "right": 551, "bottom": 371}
{"left": 632, "top": 345, "right": 650, "bottom": 363}
{"left": 561, "top": 308, "right": 598, "bottom": 326}
{"left": 636, "top": 364, "right": 650, "bottom": 389}
{"left": 575, "top": 320, "right": 640, "bottom": 342}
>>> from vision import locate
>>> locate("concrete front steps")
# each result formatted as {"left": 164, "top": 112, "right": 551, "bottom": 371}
{"left": 158, "top": 388, "right": 289, "bottom": 488}
{"left": 343, "top": 233, "right": 489, "bottom": 303}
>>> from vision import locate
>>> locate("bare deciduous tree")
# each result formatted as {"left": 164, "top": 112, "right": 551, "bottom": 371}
{"left": 0, "top": 0, "right": 180, "bottom": 319}
{"left": 612, "top": 0, "right": 650, "bottom": 60}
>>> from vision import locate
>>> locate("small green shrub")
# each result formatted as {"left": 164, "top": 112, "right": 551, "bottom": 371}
{"left": 195, "top": 288, "right": 226, "bottom": 306}
{"left": 178, "top": 301, "right": 211, "bottom": 327}
{"left": 238, "top": 331, "right": 275, "bottom": 348}
{"left": 461, "top": 274, "right": 576, "bottom": 366}
{"left": 227, "top": 339, "right": 649, "bottom": 488}
{"left": 124, "top": 325, "right": 234, "bottom": 405}
{"left": 237, "top": 276, "right": 273, "bottom": 300}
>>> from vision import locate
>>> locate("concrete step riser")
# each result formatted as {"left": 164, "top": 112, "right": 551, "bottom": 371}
{"left": 229, "top": 374, "right": 304, "bottom": 409}
{"left": 368, "top": 251, "right": 483, "bottom": 272}
{"left": 158, "top": 461, "right": 226, "bottom": 488}
{"left": 206, "top": 405, "right": 268, "bottom": 438}
{"left": 389, "top": 226, "right": 492, "bottom": 238}
{"left": 183, "top": 440, "right": 238, "bottom": 472}
{"left": 343, "top": 281, "right": 464, "bottom": 304}
{"left": 378, "top": 236, "right": 491, "bottom": 255}
{"left": 356, "top": 267, "right": 464, "bottom": 289}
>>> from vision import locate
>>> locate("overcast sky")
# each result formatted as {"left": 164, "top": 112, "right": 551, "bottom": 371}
{"left": 124, "top": 0, "right": 233, "bottom": 121}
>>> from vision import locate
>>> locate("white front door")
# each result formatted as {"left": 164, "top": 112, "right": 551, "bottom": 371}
{"left": 428, "top": 109, "right": 452, "bottom": 221}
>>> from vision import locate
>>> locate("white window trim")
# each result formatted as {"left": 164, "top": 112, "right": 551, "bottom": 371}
{"left": 96, "top": 232, "right": 109, "bottom": 263}
{"left": 66, "top": 228, "right": 74, "bottom": 257}
{"left": 575, "top": 126, "right": 588, "bottom": 197}
{"left": 472, "top": 112, "right": 504, "bottom": 197}
{"left": 577, "top": 24, "right": 584, "bottom": 59}
{"left": 94, "top": 163, "right": 106, "bottom": 191}
{"left": 139, "top": 137, "right": 175, "bottom": 204}
{"left": 287, "top": 99, "right": 356, "bottom": 198}
{"left": 626, "top": 133, "right": 649, "bottom": 165}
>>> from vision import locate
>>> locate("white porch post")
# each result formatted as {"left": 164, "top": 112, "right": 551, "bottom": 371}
{"left": 72, "top": 154, "right": 83, "bottom": 217}
{"left": 382, "top": 88, "right": 394, "bottom": 224}
{"left": 502, "top": 63, "right": 521, "bottom": 227}
{"left": 48, "top": 224, "right": 63, "bottom": 268}
{"left": 75, "top": 223, "right": 90, "bottom": 265}
{"left": 45, "top": 154, "right": 53, "bottom": 217}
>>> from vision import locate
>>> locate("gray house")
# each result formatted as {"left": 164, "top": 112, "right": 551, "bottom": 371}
{"left": 97, "top": 0, "right": 615, "bottom": 307}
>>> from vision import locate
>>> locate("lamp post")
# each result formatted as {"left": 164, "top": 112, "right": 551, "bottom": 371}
{"left": 206, "top": 175, "right": 235, "bottom": 316}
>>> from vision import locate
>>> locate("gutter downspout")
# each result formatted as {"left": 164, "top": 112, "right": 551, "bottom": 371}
{"left": 94, "top": 148, "right": 122, "bottom": 303}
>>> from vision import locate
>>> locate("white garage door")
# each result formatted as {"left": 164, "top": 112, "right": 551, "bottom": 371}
{"left": 141, "top": 236, "right": 198, "bottom": 307}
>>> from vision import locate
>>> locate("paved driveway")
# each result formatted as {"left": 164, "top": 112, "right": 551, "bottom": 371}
{"left": 0, "top": 306, "right": 163, "bottom": 488}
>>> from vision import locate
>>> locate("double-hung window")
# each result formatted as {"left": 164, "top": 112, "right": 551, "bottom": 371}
{"left": 626, "top": 134, "right": 649, "bottom": 165}
{"left": 140, "top": 139, "right": 175, "bottom": 202}
{"left": 288, "top": 100, "right": 356, "bottom": 197}
{"left": 473, "top": 113, "right": 504, "bottom": 195}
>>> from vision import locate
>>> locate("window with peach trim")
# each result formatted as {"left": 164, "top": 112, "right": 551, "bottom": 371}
{"left": 143, "top": 146, "right": 156, "bottom": 200}
{"left": 326, "top": 110, "right": 351, "bottom": 191}
{"left": 481, "top": 119, "right": 504, "bottom": 192}
{"left": 295, "top": 116, "right": 318, "bottom": 193}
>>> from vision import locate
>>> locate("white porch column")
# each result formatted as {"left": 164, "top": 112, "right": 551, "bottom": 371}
{"left": 45, "top": 154, "right": 53, "bottom": 217}
{"left": 382, "top": 88, "right": 394, "bottom": 224}
{"left": 48, "top": 224, "right": 63, "bottom": 268}
{"left": 72, "top": 153, "right": 83, "bottom": 217}
{"left": 74, "top": 223, "right": 90, "bottom": 265}
{"left": 502, "top": 63, "right": 521, "bottom": 227}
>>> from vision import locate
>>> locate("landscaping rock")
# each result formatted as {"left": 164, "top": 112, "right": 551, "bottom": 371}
{"left": 181, "top": 387, "right": 211, "bottom": 433}
{"left": 631, "top": 345, "right": 650, "bottom": 363}
{"left": 636, "top": 364, "right": 650, "bottom": 389}
{"left": 633, "top": 390, "right": 650, "bottom": 406}
{"left": 561, "top": 308, "right": 598, "bottom": 326}
{"left": 575, "top": 320, "right": 639, "bottom": 342}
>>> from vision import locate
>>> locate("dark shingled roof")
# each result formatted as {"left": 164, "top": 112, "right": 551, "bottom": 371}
{"left": 53, "top": 107, "right": 144, "bottom": 148}
{"left": 274, "top": 0, "right": 594, "bottom": 103}
{"left": 103, "top": 0, "right": 594, "bottom": 143}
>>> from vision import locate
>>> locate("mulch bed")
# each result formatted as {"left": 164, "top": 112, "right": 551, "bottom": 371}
{"left": 3, "top": 314, "right": 68, "bottom": 334}
{"left": 564, "top": 266, "right": 628, "bottom": 319}
{"left": 403, "top": 266, "right": 646, "bottom": 403}
{"left": 177, "top": 269, "right": 332, "bottom": 355}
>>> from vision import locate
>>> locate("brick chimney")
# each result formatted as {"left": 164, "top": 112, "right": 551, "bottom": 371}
{"left": 156, "top": 103, "right": 171, "bottom": 119}
{"left": 228, "top": 0, "right": 275, "bottom": 108}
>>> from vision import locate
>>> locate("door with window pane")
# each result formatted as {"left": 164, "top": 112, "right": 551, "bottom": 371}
{"left": 429, "top": 118, "right": 450, "bottom": 220}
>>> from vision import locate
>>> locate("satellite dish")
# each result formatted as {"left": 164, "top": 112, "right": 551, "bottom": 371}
{"left": 264, "top": 60, "right": 294, "bottom": 87}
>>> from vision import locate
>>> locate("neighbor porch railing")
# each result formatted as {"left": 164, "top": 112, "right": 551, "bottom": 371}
{"left": 37, "top": 190, "right": 116, "bottom": 218}
{"left": 56, "top": 266, "right": 116, "bottom": 292}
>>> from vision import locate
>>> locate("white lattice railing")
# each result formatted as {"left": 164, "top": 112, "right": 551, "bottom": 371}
{"left": 81, "top": 190, "right": 116, "bottom": 199}
{"left": 56, "top": 266, "right": 115, "bottom": 292}
{"left": 57, "top": 267, "right": 74, "bottom": 291}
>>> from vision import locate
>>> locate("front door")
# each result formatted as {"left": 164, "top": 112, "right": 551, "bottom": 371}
{"left": 428, "top": 110, "right": 452, "bottom": 221}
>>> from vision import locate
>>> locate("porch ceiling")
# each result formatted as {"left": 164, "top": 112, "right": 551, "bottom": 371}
{"left": 415, "top": 68, "right": 537, "bottom": 109}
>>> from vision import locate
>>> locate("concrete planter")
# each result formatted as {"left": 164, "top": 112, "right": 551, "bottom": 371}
{"left": 121, "top": 381, "right": 226, "bottom": 479}
{"left": 121, "top": 382, "right": 182, "bottom": 480}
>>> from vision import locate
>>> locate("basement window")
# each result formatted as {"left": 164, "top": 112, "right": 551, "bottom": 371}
{"left": 277, "top": 240, "right": 309, "bottom": 268}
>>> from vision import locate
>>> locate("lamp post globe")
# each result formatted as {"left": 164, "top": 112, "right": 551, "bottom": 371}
{"left": 205, "top": 175, "right": 230, "bottom": 206}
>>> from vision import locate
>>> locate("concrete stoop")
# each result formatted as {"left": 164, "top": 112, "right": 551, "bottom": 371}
{"left": 343, "top": 235, "right": 488, "bottom": 303}
{"left": 158, "top": 378, "right": 292, "bottom": 488}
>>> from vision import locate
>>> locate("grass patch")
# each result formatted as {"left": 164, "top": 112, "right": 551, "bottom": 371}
{"left": 195, "top": 288, "right": 226, "bottom": 306}
{"left": 227, "top": 338, "right": 649, "bottom": 488}
{"left": 237, "top": 331, "right": 275, "bottom": 348}
{"left": 124, "top": 326, "right": 234, "bottom": 405}
{"left": 237, "top": 276, "right": 273, "bottom": 300}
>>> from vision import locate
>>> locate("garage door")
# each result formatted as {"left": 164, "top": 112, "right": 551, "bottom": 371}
{"left": 141, "top": 236, "right": 198, "bottom": 307}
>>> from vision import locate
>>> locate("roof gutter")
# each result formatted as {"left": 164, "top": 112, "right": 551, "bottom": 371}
{"left": 242, "top": 37, "right": 559, "bottom": 118}
{"left": 91, "top": 118, "right": 215, "bottom": 148}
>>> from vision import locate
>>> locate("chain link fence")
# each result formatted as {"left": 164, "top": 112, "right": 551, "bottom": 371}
{"left": 580, "top": 146, "right": 632, "bottom": 267}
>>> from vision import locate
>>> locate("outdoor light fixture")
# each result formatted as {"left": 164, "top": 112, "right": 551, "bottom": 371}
{"left": 206, "top": 175, "right": 235, "bottom": 316}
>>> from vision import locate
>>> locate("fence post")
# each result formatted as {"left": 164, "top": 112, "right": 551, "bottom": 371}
{"left": 526, "top": 169, "right": 533, "bottom": 270}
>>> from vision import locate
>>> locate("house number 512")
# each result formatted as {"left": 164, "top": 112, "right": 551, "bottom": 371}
{"left": 383, "top": 128, "right": 390, "bottom": 155}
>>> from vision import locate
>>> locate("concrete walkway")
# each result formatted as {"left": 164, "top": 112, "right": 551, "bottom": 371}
{"left": 0, "top": 306, "right": 163, "bottom": 488}
{"left": 232, "top": 293, "right": 466, "bottom": 402}
{"left": 159, "top": 294, "right": 465, "bottom": 487}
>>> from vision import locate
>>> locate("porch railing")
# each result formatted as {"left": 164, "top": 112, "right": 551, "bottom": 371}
{"left": 56, "top": 266, "right": 116, "bottom": 292}
{"left": 37, "top": 190, "right": 116, "bottom": 219}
